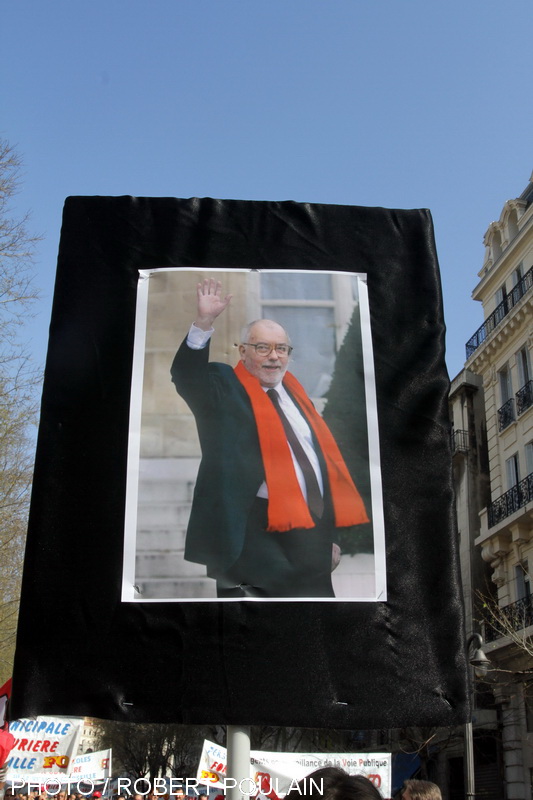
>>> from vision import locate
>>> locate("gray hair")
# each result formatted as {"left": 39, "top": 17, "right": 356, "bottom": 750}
{"left": 240, "top": 319, "right": 292, "bottom": 345}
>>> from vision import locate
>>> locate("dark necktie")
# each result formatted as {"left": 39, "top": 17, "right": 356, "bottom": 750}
{"left": 267, "top": 389, "right": 324, "bottom": 519}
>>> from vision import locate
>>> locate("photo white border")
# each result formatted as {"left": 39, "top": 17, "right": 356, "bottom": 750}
{"left": 122, "top": 268, "right": 386, "bottom": 603}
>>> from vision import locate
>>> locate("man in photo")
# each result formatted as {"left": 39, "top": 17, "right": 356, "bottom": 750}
{"left": 171, "top": 278, "right": 369, "bottom": 598}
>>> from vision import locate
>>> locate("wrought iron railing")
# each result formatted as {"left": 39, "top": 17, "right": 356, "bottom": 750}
{"left": 484, "top": 594, "right": 533, "bottom": 643}
{"left": 488, "top": 472, "right": 533, "bottom": 527}
{"left": 466, "top": 266, "right": 533, "bottom": 359}
{"left": 451, "top": 429, "right": 469, "bottom": 454}
{"left": 516, "top": 380, "right": 533, "bottom": 416}
{"left": 497, "top": 398, "right": 515, "bottom": 431}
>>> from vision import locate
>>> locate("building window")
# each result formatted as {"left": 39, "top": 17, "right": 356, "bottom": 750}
{"left": 498, "top": 366, "right": 515, "bottom": 430}
{"left": 495, "top": 282, "right": 506, "bottom": 307}
{"left": 256, "top": 272, "right": 358, "bottom": 399}
{"left": 509, "top": 262, "right": 526, "bottom": 305}
{"left": 506, "top": 453, "right": 520, "bottom": 490}
{"left": 517, "top": 346, "right": 531, "bottom": 387}
{"left": 525, "top": 442, "right": 533, "bottom": 477}
{"left": 508, "top": 210, "right": 519, "bottom": 241}
{"left": 516, "top": 347, "right": 533, "bottom": 416}
{"left": 512, "top": 262, "right": 523, "bottom": 287}
{"left": 492, "top": 231, "right": 502, "bottom": 262}
{"left": 515, "top": 560, "right": 530, "bottom": 601}
{"left": 499, "top": 365, "right": 512, "bottom": 403}
{"left": 494, "top": 282, "right": 508, "bottom": 326}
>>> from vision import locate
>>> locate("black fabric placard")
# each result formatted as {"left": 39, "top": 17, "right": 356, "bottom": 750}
{"left": 11, "top": 197, "right": 469, "bottom": 729}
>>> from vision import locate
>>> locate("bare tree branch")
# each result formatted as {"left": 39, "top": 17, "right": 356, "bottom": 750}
{"left": 0, "top": 138, "right": 42, "bottom": 684}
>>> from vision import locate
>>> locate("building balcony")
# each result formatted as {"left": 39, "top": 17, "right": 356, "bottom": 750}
{"left": 484, "top": 594, "right": 533, "bottom": 643}
{"left": 516, "top": 380, "right": 533, "bottom": 416}
{"left": 451, "top": 428, "right": 469, "bottom": 455}
{"left": 465, "top": 265, "right": 533, "bottom": 359}
{"left": 488, "top": 472, "right": 533, "bottom": 528}
{"left": 477, "top": 492, "right": 532, "bottom": 591}
{"left": 497, "top": 398, "right": 515, "bottom": 431}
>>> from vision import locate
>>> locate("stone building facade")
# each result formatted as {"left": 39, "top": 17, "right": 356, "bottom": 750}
{"left": 455, "top": 171, "right": 533, "bottom": 799}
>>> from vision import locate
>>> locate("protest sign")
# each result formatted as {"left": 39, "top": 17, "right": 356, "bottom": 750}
{"left": 197, "top": 739, "right": 391, "bottom": 798}
{"left": 68, "top": 749, "right": 112, "bottom": 783}
{"left": 12, "top": 197, "right": 469, "bottom": 730}
{"left": 4, "top": 717, "right": 82, "bottom": 783}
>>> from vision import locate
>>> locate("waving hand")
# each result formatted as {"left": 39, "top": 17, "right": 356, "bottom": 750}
{"left": 194, "top": 278, "right": 233, "bottom": 331}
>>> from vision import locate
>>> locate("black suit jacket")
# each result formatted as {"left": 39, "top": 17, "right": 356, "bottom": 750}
{"left": 171, "top": 337, "right": 334, "bottom": 575}
{"left": 171, "top": 338, "right": 270, "bottom": 573}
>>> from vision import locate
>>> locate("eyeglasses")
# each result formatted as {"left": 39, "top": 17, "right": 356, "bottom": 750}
{"left": 241, "top": 342, "right": 293, "bottom": 356}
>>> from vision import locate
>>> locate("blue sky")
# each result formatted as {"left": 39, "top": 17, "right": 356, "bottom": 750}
{"left": 2, "top": 0, "right": 532, "bottom": 379}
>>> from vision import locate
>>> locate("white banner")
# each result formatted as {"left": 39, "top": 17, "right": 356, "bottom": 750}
{"left": 197, "top": 740, "right": 391, "bottom": 798}
{"left": 69, "top": 749, "right": 112, "bottom": 782}
{"left": 4, "top": 718, "right": 83, "bottom": 782}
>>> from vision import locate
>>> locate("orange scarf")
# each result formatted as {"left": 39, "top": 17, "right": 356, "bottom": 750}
{"left": 234, "top": 361, "right": 369, "bottom": 532}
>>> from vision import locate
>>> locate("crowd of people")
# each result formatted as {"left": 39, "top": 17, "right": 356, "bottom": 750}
{"left": 1, "top": 772, "right": 441, "bottom": 800}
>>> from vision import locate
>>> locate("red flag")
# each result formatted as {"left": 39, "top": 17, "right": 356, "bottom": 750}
{"left": 0, "top": 729, "right": 15, "bottom": 769}
{"left": 0, "top": 678, "right": 14, "bottom": 769}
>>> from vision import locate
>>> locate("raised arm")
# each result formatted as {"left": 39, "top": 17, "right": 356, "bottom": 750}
{"left": 194, "top": 278, "right": 233, "bottom": 331}
{"left": 171, "top": 278, "right": 233, "bottom": 409}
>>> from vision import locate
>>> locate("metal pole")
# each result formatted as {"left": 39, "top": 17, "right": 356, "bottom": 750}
{"left": 226, "top": 725, "right": 251, "bottom": 800}
{"left": 464, "top": 632, "right": 488, "bottom": 800}
{"left": 464, "top": 720, "right": 475, "bottom": 800}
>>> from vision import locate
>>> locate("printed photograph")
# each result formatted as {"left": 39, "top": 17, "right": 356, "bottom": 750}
{"left": 122, "top": 269, "right": 385, "bottom": 602}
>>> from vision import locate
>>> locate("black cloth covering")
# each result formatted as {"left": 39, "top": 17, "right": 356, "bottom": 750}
{"left": 11, "top": 196, "right": 469, "bottom": 729}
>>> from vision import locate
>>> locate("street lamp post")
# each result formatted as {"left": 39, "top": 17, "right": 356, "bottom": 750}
{"left": 465, "top": 633, "right": 490, "bottom": 800}
{"left": 226, "top": 725, "right": 251, "bottom": 800}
